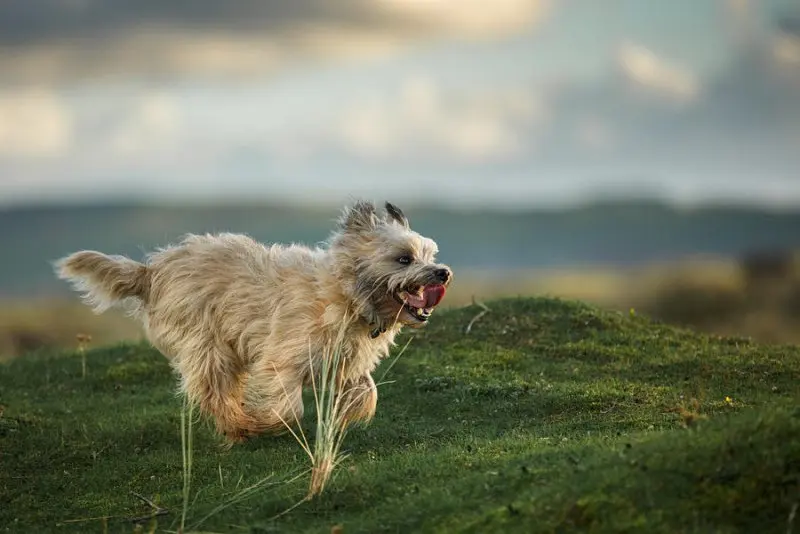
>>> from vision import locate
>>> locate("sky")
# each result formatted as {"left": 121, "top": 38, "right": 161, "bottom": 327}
{"left": 1, "top": 0, "right": 799, "bottom": 209}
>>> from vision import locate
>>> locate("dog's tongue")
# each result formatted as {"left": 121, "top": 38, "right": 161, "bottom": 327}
{"left": 406, "top": 284, "right": 446, "bottom": 308}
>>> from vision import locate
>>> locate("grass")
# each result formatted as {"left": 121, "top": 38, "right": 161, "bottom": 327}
{"left": 2, "top": 297, "right": 800, "bottom": 533}
{"left": 302, "top": 332, "right": 351, "bottom": 500}
{"left": 274, "top": 321, "right": 353, "bottom": 501}
{"left": 180, "top": 397, "right": 195, "bottom": 532}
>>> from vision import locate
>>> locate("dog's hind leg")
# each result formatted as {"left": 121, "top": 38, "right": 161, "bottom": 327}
{"left": 173, "top": 346, "right": 258, "bottom": 444}
{"left": 240, "top": 361, "right": 305, "bottom": 437}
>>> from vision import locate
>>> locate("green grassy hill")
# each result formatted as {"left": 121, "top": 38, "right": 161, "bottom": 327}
{"left": 2, "top": 298, "right": 800, "bottom": 533}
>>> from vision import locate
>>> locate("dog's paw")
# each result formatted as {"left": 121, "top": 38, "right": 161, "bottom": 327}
{"left": 220, "top": 422, "right": 267, "bottom": 447}
{"left": 213, "top": 409, "right": 264, "bottom": 445}
{"left": 221, "top": 429, "right": 250, "bottom": 447}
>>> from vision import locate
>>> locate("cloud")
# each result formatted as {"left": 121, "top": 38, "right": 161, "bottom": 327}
{"left": 772, "top": 34, "right": 800, "bottom": 66}
{"left": 0, "top": 89, "right": 72, "bottom": 157}
{"left": 617, "top": 43, "right": 700, "bottom": 100}
{"left": 337, "top": 76, "right": 544, "bottom": 163}
{"left": 723, "top": 0, "right": 754, "bottom": 38}
{"left": 0, "top": 0, "right": 550, "bottom": 84}
{"left": 108, "top": 93, "right": 182, "bottom": 155}
{"left": 574, "top": 116, "right": 616, "bottom": 152}
{"left": 378, "top": 0, "right": 550, "bottom": 39}
{"left": 0, "top": 30, "right": 404, "bottom": 85}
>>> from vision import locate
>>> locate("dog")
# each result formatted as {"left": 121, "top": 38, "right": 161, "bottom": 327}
{"left": 55, "top": 200, "right": 452, "bottom": 444}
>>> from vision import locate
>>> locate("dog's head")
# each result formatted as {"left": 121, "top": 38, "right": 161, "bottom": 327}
{"left": 329, "top": 200, "right": 453, "bottom": 335}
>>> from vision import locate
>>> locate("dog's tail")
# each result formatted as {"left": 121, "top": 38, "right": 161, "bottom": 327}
{"left": 54, "top": 251, "right": 149, "bottom": 313}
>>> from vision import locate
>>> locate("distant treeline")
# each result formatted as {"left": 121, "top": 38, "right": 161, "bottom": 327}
{"left": 2, "top": 200, "right": 799, "bottom": 298}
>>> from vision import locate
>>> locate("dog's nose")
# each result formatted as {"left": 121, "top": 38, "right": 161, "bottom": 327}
{"left": 434, "top": 268, "right": 451, "bottom": 283}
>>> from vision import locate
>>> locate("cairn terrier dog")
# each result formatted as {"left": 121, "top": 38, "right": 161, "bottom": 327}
{"left": 55, "top": 201, "right": 452, "bottom": 443}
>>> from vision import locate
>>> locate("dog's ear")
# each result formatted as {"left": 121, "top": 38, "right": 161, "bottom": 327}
{"left": 340, "top": 200, "right": 378, "bottom": 233}
{"left": 384, "top": 201, "right": 409, "bottom": 229}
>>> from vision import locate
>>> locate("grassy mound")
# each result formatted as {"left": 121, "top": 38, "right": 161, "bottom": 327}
{"left": 2, "top": 298, "right": 799, "bottom": 533}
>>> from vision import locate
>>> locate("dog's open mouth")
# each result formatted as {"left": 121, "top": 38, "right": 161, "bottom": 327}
{"left": 396, "top": 284, "right": 446, "bottom": 322}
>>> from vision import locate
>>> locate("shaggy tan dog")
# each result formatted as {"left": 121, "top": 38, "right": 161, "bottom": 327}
{"left": 55, "top": 201, "right": 452, "bottom": 443}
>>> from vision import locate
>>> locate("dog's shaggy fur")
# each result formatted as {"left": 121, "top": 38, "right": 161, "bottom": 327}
{"left": 55, "top": 201, "right": 452, "bottom": 443}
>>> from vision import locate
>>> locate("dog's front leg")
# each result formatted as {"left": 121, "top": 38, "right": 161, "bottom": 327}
{"left": 338, "top": 373, "right": 378, "bottom": 427}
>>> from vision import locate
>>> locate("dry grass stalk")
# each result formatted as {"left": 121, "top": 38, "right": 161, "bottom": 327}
{"left": 179, "top": 396, "right": 195, "bottom": 533}
{"left": 273, "top": 322, "right": 352, "bottom": 500}
{"left": 76, "top": 333, "right": 92, "bottom": 378}
{"left": 464, "top": 298, "right": 490, "bottom": 334}
{"left": 273, "top": 316, "right": 402, "bottom": 500}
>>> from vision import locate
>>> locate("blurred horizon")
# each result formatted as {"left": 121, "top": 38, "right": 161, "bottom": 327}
{"left": 2, "top": 0, "right": 800, "bottom": 209}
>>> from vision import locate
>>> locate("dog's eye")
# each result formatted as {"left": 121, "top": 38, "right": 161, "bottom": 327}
{"left": 397, "top": 255, "right": 413, "bottom": 265}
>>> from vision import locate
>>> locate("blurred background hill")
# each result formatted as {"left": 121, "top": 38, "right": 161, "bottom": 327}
{"left": 1, "top": 0, "right": 800, "bottom": 357}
